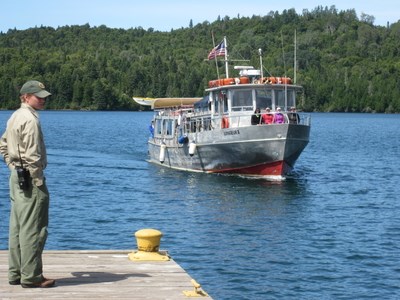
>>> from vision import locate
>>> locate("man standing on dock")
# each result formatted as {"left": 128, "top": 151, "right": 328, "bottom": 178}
{"left": 0, "top": 80, "right": 55, "bottom": 288}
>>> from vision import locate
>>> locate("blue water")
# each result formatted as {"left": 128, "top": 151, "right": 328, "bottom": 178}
{"left": 0, "top": 111, "right": 399, "bottom": 299}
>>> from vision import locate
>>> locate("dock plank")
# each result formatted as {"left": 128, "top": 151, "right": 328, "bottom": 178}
{"left": 0, "top": 250, "right": 212, "bottom": 299}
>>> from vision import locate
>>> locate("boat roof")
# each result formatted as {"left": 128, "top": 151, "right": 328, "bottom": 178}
{"left": 133, "top": 97, "right": 202, "bottom": 109}
{"left": 151, "top": 98, "right": 202, "bottom": 109}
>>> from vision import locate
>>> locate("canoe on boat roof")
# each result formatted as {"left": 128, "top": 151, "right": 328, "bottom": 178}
{"left": 151, "top": 98, "right": 202, "bottom": 109}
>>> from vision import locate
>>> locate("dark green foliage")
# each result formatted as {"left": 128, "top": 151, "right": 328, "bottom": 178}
{"left": 0, "top": 6, "right": 399, "bottom": 112}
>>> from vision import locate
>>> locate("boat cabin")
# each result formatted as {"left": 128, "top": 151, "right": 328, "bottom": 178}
{"left": 199, "top": 81, "right": 299, "bottom": 114}
{"left": 192, "top": 73, "right": 303, "bottom": 129}
{"left": 151, "top": 70, "right": 307, "bottom": 139}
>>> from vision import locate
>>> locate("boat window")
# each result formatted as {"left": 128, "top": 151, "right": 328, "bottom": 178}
{"left": 275, "top": 90, "right": 288, "bottom": 110}
{"left": 215, "top": 91, "right": 228, "bottom": 114}
{"left": 161, "top": 119, "right": 174, "bottom": 136}
{"left": 274, "top": 89, "right": 296, "bottom": 110}
{"left": 223, "top": 94, "right": 228, "bottom": 113}
{"left": 162, "top": 119, "right": 167, "bottom": 135}
{"left": 222, "top": 93, "right": 228, "bottom": 112}
{"left": 231, "top": 89, "right": 253, "bottom": 111}
{"left": 156, "top": 119, "right": 162, "bottom": 135}
{"left": 167, "top": 119, "right": 173, "bottom": 135}
{"left": 255, "top": 89, "right": 272, "bottom": 109}
{"left": 286, "top": 90, "right": 296, "bottom": 108}
{"left": 213, "top": 93, "right": 219, "bottom": 114}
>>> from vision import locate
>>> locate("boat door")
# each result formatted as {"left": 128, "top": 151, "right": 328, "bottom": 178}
{"left": 211, "top": 90, "right": 228, "bottom": 128}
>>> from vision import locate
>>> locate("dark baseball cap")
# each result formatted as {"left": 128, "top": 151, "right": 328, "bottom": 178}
{"left": 20, "top": 80, "right": 51, "bottom": 98}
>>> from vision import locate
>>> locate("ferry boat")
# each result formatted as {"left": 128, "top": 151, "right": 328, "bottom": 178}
{"left": 134, "top": 38, "right": 311, "bottom": 180}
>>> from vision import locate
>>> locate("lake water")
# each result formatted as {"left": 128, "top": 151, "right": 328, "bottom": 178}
{"left": 0, "top": 111, "right": 399, "bottom": 299}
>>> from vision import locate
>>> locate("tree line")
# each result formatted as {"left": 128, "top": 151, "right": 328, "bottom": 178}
{"left": 0, "top": 5, "right": 399, "bottom": 112}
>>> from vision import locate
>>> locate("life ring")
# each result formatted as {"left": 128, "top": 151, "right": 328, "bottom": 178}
{"left": 223, "top": 78, "right": 235, "bottom": 85}
{"left": 280, "top": 77, "right": 292, "bottom": 84}
{"left": 208, "top": 79, "right": 225, "bottom": 88}
{"left": 221, "top": 117, "right": 229, "bottom": 128}
{"left": 239, "top": 76, "right": 250, "bottom": 84}
{"left": 265, "top": 76, "right": 293, "bottom": 84}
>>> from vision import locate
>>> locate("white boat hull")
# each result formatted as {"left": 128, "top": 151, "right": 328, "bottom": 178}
{"left": 147, "top": 123, "right": 310, "bottom": 179}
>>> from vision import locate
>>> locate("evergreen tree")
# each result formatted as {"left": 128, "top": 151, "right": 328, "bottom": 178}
{"left": 0, "top": 7, "right": 399, "bottom": 112}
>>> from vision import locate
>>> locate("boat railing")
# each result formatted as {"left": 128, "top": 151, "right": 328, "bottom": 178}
{"left": 229, "top": 111, "right": 311, "bottom": 127}
{"left": 181, "top": 111, "right": 310, "bottom": 134}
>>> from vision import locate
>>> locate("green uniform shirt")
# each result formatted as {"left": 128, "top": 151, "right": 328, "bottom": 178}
{"left": 0, "top": 103, "right": 47, "bottom": 186}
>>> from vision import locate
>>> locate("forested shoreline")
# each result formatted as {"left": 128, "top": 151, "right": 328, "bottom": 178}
{"left": 1, "top": 6, "right": 399, "bottom": 112}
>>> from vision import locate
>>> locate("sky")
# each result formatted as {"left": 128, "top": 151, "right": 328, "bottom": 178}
{"left": 0, "top": 0, "right": 398, "bottom": 33}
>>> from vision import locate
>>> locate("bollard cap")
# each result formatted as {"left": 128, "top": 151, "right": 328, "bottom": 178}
{"left": 135, "top": 228, "right": 162, "bottom": 252}
{"left": 129, "top": 228, "right": 169, "bottom": 261}
{"left": 135, "top": 228, "right": 162, "bottom": 238}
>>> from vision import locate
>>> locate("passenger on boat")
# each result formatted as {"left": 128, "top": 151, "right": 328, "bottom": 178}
{"left": 288, "top": 107, "right": 300, "bottom": 124}
{"left": 274, "top": 107, "right": 285, "bottom": 124}
{"left": 149, "top": 121, "right": 154, "bottom": 137}
{"left": 251, "top": 108, "right": 262, "bottom": 125}
{"left": 262, "top": 107, "right": 274, "bottom": 124}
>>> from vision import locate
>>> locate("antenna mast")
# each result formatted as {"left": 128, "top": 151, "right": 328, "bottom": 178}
{"left": 258, "top": 48, "right": 263, "bottom": 79}
{"left": 294, "top": 29, "right": 297, "bottom": 84}
{"left": 224, "top": 36, "right": 229, "bottom": 78}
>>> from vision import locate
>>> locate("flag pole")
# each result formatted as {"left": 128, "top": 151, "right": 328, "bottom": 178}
{"left": 259, "top": 48, "right": 263, "bottom": 79}
{"left": 224, "top": 36, "right": 229, "bottom": 78}
{"left": 211, "top": 31, "right": 220, "bottom": 79}
{"left": 294, "top": 29, "right": 297, "bottom": 84}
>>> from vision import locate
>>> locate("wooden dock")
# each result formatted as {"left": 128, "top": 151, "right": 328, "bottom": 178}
{"left": 0, "top": 250, "right": 212, "bottom": 299}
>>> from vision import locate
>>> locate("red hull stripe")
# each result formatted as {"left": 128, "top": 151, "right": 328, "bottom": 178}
{"left": 210, "top": 161, "right": 292, "bottom": 177}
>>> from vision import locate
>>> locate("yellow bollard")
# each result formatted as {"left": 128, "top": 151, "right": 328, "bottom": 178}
{"left": 135, "top": 228, "right": 162, "bottom": 252}
{"left": 128, "top": 228, "right": 170, "bottom": 261}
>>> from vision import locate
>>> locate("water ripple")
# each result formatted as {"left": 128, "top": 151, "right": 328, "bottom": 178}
{"left": 0, "top": 112, "right": 400, "bottom": 299}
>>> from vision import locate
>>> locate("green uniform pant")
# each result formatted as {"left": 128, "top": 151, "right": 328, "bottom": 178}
{"left": 8, "top": 169, "right": 49, "bottom": 284}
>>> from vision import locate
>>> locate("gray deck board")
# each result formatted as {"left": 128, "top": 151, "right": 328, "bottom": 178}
{"left": 0, "top": 250, "right": 212, "bottom": 299}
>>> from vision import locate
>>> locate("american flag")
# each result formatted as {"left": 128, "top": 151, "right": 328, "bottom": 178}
{"left": 208, "top": 40, "right": 226, "bottom": 60}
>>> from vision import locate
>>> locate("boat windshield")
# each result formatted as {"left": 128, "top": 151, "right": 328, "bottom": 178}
{"left": 231, "top": 89, "right": 253, "bottom": 111}
{"left": 255, "top": 89, "right": 273, "bottom": 109}
{"left": 275, "top": 89, "right": 296, "bottom": 109}
{"left": 230, "top": 87, "right": 297, "bottom": 112}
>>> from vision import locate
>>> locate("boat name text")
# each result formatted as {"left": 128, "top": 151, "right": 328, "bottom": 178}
{"left": 223, "top": 130, "right": 240, "bottom": 136}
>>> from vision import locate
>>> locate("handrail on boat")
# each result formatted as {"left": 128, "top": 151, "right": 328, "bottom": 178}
{"left": 151, "top": 111, "right": 310, "bottom": 142}
{"left": 181, "top": 111, "right": 310, "bottom": 134}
